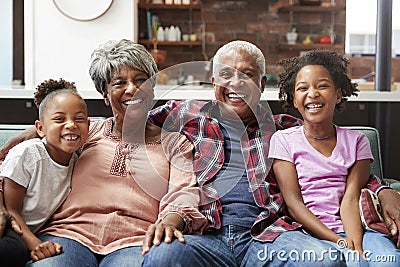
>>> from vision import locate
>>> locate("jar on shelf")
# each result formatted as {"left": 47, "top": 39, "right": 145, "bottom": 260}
{"left": 286, "top": 28, "right": 298, "bottom": 45}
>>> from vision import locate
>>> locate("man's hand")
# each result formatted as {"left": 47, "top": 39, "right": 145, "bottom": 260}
{"left": 30, "top": 241, "right": 62, "bottom": 261}
{"left": 142, "top": 214, "right": 185, "bottom": 256}
{"left": 378, "top": 188, "right": 400, "bottom": 247}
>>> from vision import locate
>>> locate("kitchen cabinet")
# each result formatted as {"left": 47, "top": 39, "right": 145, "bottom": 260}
{"left": 278, "top": 3, "right": 345, "bottom": 51}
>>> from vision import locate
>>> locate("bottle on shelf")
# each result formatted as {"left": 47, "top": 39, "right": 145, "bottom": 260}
{"left": 157, "top": 26, "right": 165, "bottom": 41}
{"left": 176, "top": 26, "right": 181, "bottom": 41}
{"left": 169, "top": 25, "right": 176, "bottom": 41}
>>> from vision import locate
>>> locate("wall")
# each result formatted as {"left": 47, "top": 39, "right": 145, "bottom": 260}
{"left": 12, "top": 0, "right": 400, "bottom": 88}
{"left": 24, "top": 0, "right": 137, "bottom": 91}
{"left": 152, "top": 0, "right": 400, "bottom": 83}
{"left": 0, "top": 0, "right": 13, "bottom": 87}
{"left": 349, "top": 56, "right": 400, "bottom": 83}
{"left": 154, "top": 0, "right": 346, "bottom": 74}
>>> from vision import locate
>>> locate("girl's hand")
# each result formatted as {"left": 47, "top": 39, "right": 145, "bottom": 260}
{"left": 338, "top": 237, "right": 365, "bottom": 259}
{"left": 30, "top": 241, "right": 62, "bottom": 262}
{"left": 337, "top": 237, "right": 354, "bottom": 250}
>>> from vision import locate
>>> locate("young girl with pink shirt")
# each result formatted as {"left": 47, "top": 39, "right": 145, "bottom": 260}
{"left": 269, "top": 50, "right": 400, "bottom": 266}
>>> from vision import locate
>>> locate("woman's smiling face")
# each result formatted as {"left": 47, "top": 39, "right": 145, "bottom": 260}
{"left": 103, "top": 65, "right": 152, "bottom": 131}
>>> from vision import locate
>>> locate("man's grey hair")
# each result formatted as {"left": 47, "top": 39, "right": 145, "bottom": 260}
{"left": 212, "top": 40, "right": 266, "bottom": 76}
{"left": 89, "top": 39, "right": 158, "bottom": 95}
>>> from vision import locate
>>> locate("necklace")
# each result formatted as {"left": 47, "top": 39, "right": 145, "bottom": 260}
{"left": 303, "top": 125, "right": 336, "bottom": 140}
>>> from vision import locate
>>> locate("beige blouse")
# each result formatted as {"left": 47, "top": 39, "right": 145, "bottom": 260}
{"left": 39, "top": 118, "right": 206, "bottom": 254}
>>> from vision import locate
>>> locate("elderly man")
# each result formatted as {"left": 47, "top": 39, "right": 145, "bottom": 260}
{"left": 141, "top": 40, "right": 400, "bottom": 266}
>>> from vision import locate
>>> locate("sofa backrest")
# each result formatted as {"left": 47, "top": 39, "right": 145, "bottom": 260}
{"left": 0, "top": 124, "right": 32, "bottom": 147}
{"left": 0, "top": 124, "right": 385, "bottom": 179}
{"left": 344, "top": 126, "right": 383, "bottom": 179}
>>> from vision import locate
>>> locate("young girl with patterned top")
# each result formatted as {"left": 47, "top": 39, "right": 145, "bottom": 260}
{"left": 0, "top": 78, "right": 89, "bottom": 265}
{"left": 268, "top": 50, "right": 400, "bottom": 266}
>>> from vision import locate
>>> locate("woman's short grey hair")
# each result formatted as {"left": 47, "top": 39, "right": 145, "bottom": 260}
{"left": 89, "top": 39, "right": 158, "bottom": 95}
{"left": 212, "top": 40, "right": 266, "bottom": 76}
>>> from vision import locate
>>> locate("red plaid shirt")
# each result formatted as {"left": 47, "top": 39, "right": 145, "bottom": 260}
{"left": 149, "top": 99, "right": 388, "bottom": 242}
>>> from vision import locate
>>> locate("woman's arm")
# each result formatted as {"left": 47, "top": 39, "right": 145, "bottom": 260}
{"left": 142, "top": 213, "right": 185, "bottom": 256}
{"left": 0, "top": 183, "right": 8, "bottom": 237}
{"left": 0, "top": 177, "right": 22, "bottom": 237}
{"left": 0, "top": 127, "right": 38, "bottom": 160}
{"left": 340, "top": 159, "right": 371, "bottom": 255}
{"left": 273, "top": 159, "right": 343, "bottom": 243}
{"left": 0, "top": 177, "right": 7, "bottom": 236}
{"left": 142, "top": 133, "right": 207, "bottom": 256}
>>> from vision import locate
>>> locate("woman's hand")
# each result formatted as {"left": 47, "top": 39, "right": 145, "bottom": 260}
{"left": 378, "top": 188, "right": 400, "bottom": 247}
{"left": 142, "top": 214, "right": 185, "bottom": 256}
{"left": 0, "top": 203, "right": 8, "bottom": 237}
{"left": 30, "top": 241, "right": 62, "bottom": 262}
{"left": 0, "top": 194, "right": 22, "bottom": 237}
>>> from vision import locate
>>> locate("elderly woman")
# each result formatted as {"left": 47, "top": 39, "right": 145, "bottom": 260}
{"left": 4, "top": 39, "right": 206, "bottom": 267}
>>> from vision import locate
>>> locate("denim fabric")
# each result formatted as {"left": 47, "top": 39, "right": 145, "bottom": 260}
{"left": 362, "top": 231, "right": 400, "bottom": 266}
{"left": 26, "top": 235, "right": 142, "bottom": 267}
{"left": 323, "top": 231, "right": 400, "bottom": 267}
{"left": 142, "top": 227, "right": 345, "bottom": 266}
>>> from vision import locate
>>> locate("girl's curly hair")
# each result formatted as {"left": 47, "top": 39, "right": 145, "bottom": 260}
{"left": 277, "top": 49, "right": 358, "bottom": 112}
{"left": 33, "top": 78, "right": 77, "bottom": 108}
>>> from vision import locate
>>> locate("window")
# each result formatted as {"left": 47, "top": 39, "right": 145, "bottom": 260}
{"left": 346, "top": 0, "right": 400, "bottom": 56}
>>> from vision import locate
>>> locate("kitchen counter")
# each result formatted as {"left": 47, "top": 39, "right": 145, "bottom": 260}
{"left": 1, "top": 85, "right": 400, "bottom": 102}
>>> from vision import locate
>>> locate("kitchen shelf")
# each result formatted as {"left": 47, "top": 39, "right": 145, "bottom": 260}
{"left": 138, "top": 40, "right": 202, "bottom": 46}
{"left": 138, "top": 3, "right": 202, "bottom": 10}
{"left": 278, "top": 43, "right": 343, "bottom": 51}
{"left": 278, "top": 3, "right": 345, "bottom": 52}
{"left": 278, "top": 5, "right": 345, "bottom": 13}
{"left": 137, "top": 0, "right": 204, "bottom": 68}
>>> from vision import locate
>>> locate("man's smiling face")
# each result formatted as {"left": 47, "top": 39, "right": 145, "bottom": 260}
{"left": 212, "top": 48, "right": 265, "bottom": 122}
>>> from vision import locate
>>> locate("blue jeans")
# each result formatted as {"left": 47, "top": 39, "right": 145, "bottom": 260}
{"left": 323, "top": 231, "right": 400, "bottom": 267}
{"left": 363, "top": 231, "right": 400, "bottom": 266}
{"left": 25, "top": 235, "right": 143, "bottom": 267}
{"left": 142, "top": 226, "right": 345, "bottom": 266}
